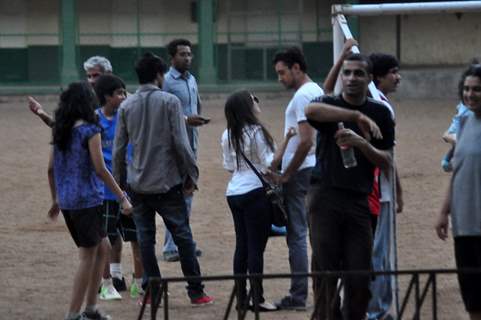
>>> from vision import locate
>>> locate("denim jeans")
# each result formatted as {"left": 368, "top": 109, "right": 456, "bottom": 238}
{"left": 282, "top": 167, "right": 312, "bottom": 304}
{"left": 368, "top": 201, "right": 398, "bottom": 320}
{"left": 163, "top": 195, "right": 193, "bottom": 253}
{"left": 227, "top": 188, "right": 271, "bottom": 304}
{"left": 308, "top": 183, "right": 373, "bottom": 320}
{"left": 163, "top": 147, "right": 198, "bottom": 254}
{"left": 129, "top": 185, "right": 204, "bottom": 299}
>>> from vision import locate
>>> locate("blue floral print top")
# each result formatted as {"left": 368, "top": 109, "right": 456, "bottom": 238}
{"left": 53, "top": 123, "right": 104, "bottom": 210}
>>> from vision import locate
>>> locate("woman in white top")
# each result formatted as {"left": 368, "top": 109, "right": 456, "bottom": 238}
{"left": 221, "top": 90, "right": 278, "bottom": 312}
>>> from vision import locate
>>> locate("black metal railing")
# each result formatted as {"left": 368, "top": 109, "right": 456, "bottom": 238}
{"left": 137, "top": 268, "right": 480, "bottom": 320}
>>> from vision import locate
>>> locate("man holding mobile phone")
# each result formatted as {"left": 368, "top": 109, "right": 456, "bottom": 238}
{"left": 161, "top": 38, "right": 208, "bottom": 262}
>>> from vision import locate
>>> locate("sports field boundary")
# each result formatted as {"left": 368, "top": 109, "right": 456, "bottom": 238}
{"left": 138, "top": 268, "right": 481, "bottom": 320}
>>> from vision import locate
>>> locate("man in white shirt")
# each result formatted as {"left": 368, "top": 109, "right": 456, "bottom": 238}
{"left": 270, "top": 47, "right": 324, "bottom": 310}
{"left": 367, "top": 52, "right": 403, "bottom": 320}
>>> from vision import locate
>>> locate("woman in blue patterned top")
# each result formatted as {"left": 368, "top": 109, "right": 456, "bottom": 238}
{"left": 47, "top": 81, "right": 132, "bottom": 320}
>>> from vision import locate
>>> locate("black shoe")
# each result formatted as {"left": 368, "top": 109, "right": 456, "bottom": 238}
{"left": 236, "top": 301, "right": 249, "bottom": 312}
{"left": 82, "top": 309, "right": 112, "bottom": 320}
{"left": 275, "top": 296, "right": 306, "bottom": 311}
{"left": 112, "top": 277, "right": 127, "bottom": 292}
{"left": 163, "top": 250, "right": 180, "bottom": 262}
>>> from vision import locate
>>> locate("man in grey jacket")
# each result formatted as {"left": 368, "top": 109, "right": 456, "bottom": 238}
{"left": 113, "top": 52, "right": 213, "bottom": 306}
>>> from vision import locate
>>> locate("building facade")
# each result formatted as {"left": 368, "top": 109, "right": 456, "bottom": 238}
{"left": 0, "top": 0, "right": 479, "bottom": 93}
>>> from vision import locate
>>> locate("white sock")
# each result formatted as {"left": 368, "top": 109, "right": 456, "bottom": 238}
{"left": 110, "top": 263, "right": 122, "bottom": 280}
{"left": 65, "top": 312, "right": 80, "bottom": 320}
{"left": 134, "top": 277, "right": 143, "bottom": 287}
{"left": 102, "top": 277, "right": 113, "bottom": 286}
{"left": 84, "top": 304, "right": 97, "bottom": 313}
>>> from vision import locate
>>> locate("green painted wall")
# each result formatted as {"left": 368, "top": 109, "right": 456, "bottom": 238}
{"left": 29, "top": 46, "right": 60, "bottom": 84}
{"left": 0, "top": 49, "right": 28, "bottom": 83}
{"left": 0, "top": 42, "right": 331, "bottom": 85}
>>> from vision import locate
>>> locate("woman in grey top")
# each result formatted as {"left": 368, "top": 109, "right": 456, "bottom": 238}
{"left": 436, "top": 65, "right": 481, "bottom": 320}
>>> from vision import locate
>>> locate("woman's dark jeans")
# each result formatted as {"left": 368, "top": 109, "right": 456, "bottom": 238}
{"left": 227, "top": 187, "right": 271, "bottom": 305}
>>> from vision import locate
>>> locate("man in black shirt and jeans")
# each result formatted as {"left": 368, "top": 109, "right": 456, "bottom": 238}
{"left": 305, "top": 53, "right": 395, "bottom": 320}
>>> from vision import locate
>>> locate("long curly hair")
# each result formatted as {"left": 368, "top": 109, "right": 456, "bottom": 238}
{"left": 224, "top": 90, "right": 275, "bottom": 167}
{"left": 52, "top": 81, "right": 99, "bottom": 151}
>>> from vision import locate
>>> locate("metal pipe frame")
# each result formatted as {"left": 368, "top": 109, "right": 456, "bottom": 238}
{"left": 332, "top": 1, "right": 481, "bottom": 16}
{"left": 137, "top": 268, "right": 481, "bottom": 319}
{"left": 332, "top": 14, "right": 381, "bottom": 100}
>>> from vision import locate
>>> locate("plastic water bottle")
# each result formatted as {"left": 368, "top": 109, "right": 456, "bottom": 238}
{"left": 338, "top": 122, "right": 357, "bottom": 168}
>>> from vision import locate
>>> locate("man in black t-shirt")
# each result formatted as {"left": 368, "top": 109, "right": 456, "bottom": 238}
{"left": 305, "top": 53, "right": 395, "bottom": 320}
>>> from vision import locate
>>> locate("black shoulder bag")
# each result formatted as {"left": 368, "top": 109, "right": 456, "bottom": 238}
{"left": 239, "top": 151, "right": 288, "bottom": 227}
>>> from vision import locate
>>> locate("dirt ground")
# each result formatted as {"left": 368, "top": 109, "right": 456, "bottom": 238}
{"left": 0, "top": 92, "right": 468, "bottom": 319}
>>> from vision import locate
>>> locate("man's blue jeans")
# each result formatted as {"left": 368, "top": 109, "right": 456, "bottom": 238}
{"left": 163, "top": 147, "right": 197, "bottom": 254}
{"left": 130, "top": 185, "right": 204, "bottom": 299}
{"left": 368, "top": 201, "right": 398, "bottom": 320}
{"left": 282, "top": 167, "right": 312, "bottom": 305}
{"left": 163, "top": 195, "right": 193, "bottom": 253}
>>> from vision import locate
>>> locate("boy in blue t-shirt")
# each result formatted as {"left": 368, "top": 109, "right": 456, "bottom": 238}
{"left": 442, "top": 103, "right": 473, "bottom": 172}
{"left": 94, "top": 74, "right": 144, "bottom": 300}
{"left": 442, "top": 59, "right": 480, "bottom": 172}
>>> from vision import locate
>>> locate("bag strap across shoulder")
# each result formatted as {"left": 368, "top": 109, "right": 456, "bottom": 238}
{"left": 239, "top": 150, "right": 270, "bottom": 188}
{"left": 139, "top": 88, "right": 161, "bottom": 110}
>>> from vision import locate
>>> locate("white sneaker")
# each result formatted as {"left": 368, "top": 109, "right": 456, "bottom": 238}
{"left": 99, "top": 283, "right": 122, "bottom": 300}
{"left": 249, "top": 301, "right": 278, "bottom": 312}
{"left": 258, "top": 301, "right": 278, "bottom": 311}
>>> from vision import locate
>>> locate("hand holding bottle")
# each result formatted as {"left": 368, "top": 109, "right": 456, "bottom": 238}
{"left": 336, "top": 122, "right": 358, "bottom": 168}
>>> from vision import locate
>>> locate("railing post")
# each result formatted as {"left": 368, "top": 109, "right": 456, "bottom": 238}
{"left": 222, "top": 282, "right": 236, "bottom": 320}
{"left": 163, "top": 281, "right": 169, "bottom": 320}
{"left": 432, "top": 273, "right": 438, "bottom": 320}
{"left": 414, "top": 273, "right": 420, "bottom": 320}
{"left": 251, "top": 275, "right": 260, "bottom": 320}
{"left": 137, "top": 284, "right": 150, "bottom": 320}
{"left": 137, "top": 269, "right": 456, "bottom": 319}
{"left": 399, "top": 274, "right": 415, "bottom": 317}
{"left": 325, "top": 274, "right": 330, "bottom": 319}
{"left": 151, "top": 279, "right": 160, "bottom": 320}
{"left": 310, "top": 275, "right": 326, "bottom": 320}
{"left": 237, "top": 280, "right": 243, "bottom": 320}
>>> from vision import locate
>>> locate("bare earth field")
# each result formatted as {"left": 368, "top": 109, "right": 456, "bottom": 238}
{"left": 0, "top": 93, "right": 467, "bottom": 319}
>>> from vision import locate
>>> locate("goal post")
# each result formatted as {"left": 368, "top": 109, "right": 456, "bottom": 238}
{"left": 331, "top": 1, "right": 481, "bottom": 96}
{"left": 332, "top": 13, "right": 381, "bottom": 99}
{"left": 332, "top": 1, "right": 481, "bottom": 16}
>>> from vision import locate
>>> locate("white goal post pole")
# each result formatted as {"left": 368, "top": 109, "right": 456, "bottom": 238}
{"left": 332, "top": 14, "right": 381, "bottom": 100}
{"left": 332, "top": 14, "right": 344, "bottom": 95}
{"left": 332, "top": 1, "right": 481, "bottom": 16}
{"left": 331, "top": 0, "right": 481, "bottom": 98}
